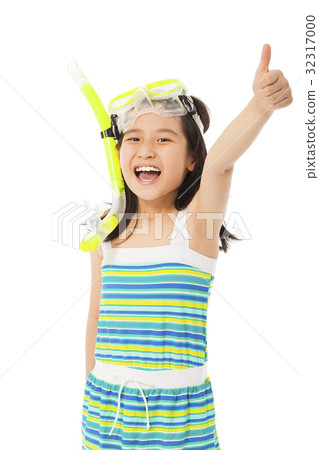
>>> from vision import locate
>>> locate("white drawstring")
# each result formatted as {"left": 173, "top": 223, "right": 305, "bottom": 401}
{"left": 109, "top": 377, "right": 153, "bottom": 436}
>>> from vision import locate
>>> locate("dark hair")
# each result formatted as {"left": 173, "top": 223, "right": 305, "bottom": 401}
{"left": 100, "top": 96, "right": 241, "bottom": 253}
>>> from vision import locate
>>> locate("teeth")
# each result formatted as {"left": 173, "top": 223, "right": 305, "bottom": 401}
{"left": 135, "top": 166, "right": 161, "bottom": 172}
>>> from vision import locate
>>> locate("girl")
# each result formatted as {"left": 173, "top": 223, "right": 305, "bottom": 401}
{"left": 82, "top": 43, "right": 293, "bottom": 449}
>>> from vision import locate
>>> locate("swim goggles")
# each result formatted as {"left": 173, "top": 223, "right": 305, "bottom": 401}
{"left": 102, "top": 79, "right": 204, "bottom": 140}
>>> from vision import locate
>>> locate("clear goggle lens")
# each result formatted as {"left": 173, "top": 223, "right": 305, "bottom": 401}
{"left": 109, "top": 80, "right": 184, "bottom": 110}
{"left": 107, "top": 79, "right": 204, "bottom": 136}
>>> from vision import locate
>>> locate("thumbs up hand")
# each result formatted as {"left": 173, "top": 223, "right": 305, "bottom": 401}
{"left": 252, "top": 44, "right": 293, "bottom": 112}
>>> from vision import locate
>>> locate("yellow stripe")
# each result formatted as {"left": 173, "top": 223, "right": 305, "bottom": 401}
{"left": 92, "top": 360, "right": 196, "bottom": 369}
{"left": 82, "top": 440, "right": 100, "bottom": 450}
{"left": 102, "top": 268, "right": 211, "bottom": 278}
{"left": 122, "top": 419, "right": 216, "bottom": 433}
{"left": 95, "top": 344, "right": 205, "bottom": 358}
{"left": 124, "top": 404, "right": 216, "bottom": 419}
{"left": 84, "top": 404, "right": 215, "bottom": 424}
{"left": 100, "top": 300, "right": 208, "bottom": 310}
{"left": 98, "top": 316, "right": 206, "bottom": 326}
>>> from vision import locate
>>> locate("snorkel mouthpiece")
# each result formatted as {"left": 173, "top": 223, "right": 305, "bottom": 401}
{"left": 68, "top": 61, "right": 126, "bottom": 252}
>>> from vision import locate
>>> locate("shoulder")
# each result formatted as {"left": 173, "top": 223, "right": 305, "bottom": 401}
{"left": 97, "top": 243, "right": 103, "bottom": 258}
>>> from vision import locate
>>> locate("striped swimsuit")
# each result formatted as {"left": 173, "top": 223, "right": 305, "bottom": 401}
{"left": 82, "top": 208, "right": 221, "bottom": 449}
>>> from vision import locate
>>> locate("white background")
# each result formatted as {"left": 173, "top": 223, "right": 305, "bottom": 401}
{"left": 0, "top": 0, "right": 318, "bottom": 449}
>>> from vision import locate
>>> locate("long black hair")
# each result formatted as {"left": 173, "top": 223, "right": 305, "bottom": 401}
{"left": 100, "top": 95, "right": 241, "bottom": 252}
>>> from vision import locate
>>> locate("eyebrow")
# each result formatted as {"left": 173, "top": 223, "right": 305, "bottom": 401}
{"left": 125, "top": 128, "right": 179, "bottom": 137}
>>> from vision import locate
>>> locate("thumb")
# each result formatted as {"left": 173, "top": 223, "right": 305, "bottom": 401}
{"left": 256, "top": 43, "right": 271, "bottom": 74}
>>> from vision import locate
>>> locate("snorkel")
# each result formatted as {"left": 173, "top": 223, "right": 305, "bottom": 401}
{"left": 67, "top": 61, "right": 126, "bottom": 252}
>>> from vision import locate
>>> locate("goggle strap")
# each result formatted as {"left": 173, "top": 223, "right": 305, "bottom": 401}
{"left": 179, "top": 95, "right": 195, "bottom": 113}
{"left": 180, "top": 95, "right": 204, "bottom": 133}
{"left": 100, "top": 114, "right": 120, "bottom": 140}
{"left": 100, "top": 128, "right": 115, "bottom": 139}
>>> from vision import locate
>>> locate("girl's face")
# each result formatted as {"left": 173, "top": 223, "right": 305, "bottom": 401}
{"left": 118, "top": 112, "right": 195, "bottom": 207}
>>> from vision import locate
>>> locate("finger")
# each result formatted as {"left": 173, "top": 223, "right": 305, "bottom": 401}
{"left": 266, "top": 88, "right": 290, "bottom": 105}
{"left": 271, "top": 96, "right": 292, "bottom": 109}
{"left": 260, "top": 70, "right": 282, "bottom": 88}
{"left": 269, "top": 87, "right": 292, "bottom": 106}
{"left": 274, "top": 88, "right": 292, "bottom": 104}
{"left": 263, "top": 83, "right": 286, "bottom": 97}
{"left": 274, "top": 94, "right": 288, "bottom": 104}
{"left": 256, "top": 43, "right": 271, "bottom": 74}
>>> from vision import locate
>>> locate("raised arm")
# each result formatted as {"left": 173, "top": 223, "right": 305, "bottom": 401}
{"left": 204, "top": 43, "right": 293, "bottom": 173}
{"left": 191, "top": 44, "right": 293, "bottom": 246}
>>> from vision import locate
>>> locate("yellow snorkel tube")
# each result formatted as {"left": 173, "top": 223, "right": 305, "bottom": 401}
{"left": 67, "top": 61, "right": 126, "bottom": 252}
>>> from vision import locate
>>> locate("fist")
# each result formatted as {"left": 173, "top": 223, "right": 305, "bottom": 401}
{"left": 252, "top": 44, "right": 293, "bottom": 112}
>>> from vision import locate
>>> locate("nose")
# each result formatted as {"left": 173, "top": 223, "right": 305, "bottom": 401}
{"left": 136, "top": 140, "right": 157, "bottom": 158}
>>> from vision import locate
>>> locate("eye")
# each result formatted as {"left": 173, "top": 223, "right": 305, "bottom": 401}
{"left": 125, "top": 137, "right": 170, "bottom": 142}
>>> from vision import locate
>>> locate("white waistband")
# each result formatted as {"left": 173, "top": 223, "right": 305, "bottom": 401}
{"left": 92, "top": 360, "right": 208, "bottom": 389}
{"left": 91, "top": 360, "right": 209, "bottom": 436}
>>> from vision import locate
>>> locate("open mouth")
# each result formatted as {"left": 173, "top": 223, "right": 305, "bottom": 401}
{"left": 134, "top": 167, "right": 162, "bottom": 183}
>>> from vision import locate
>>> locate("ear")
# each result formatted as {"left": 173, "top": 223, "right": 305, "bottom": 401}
{"left": 187, "top": 155, "right": 196, "bottom": 172}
